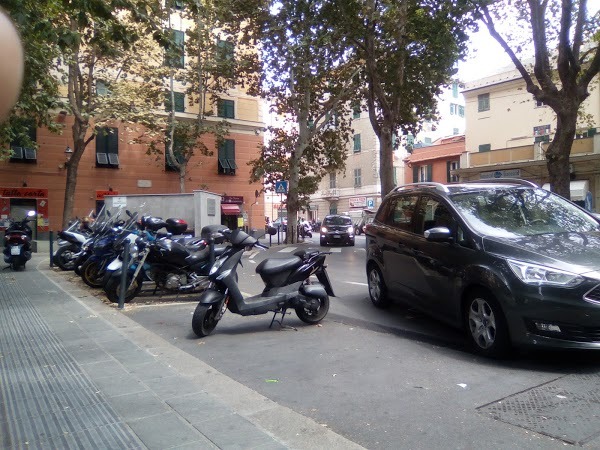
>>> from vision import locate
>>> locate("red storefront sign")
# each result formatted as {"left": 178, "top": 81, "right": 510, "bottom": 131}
{"left": 0, "top": 187, "right": 49, "bottom": 231}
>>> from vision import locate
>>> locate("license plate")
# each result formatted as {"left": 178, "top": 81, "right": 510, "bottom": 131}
{"left": 333, "top": 234, "right": 340, "bottom": 239}
{"left": 10, "top": 247, "right": 20, "bottom": 255}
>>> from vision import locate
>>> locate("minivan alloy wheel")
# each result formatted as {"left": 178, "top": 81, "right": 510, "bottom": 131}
{"left": 368, "top": 266, "right": 389, "bottom": 308}
{"left": 468, "top": 298, "right": 497, "bottom": 349}
{"left": 465, "top": 291, "right": 510, "bottom": 357}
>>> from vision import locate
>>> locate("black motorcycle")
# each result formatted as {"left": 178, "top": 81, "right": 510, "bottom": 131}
{"left": 3, "top": 211, "right": 36, "bottom": 270}
{"left": 191, "top": 226, "right": 334, "bottom": 337}
{"left": 103, "top": 227, "right": 223, "bottom": 304}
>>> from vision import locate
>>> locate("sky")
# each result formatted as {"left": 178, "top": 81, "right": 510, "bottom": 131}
{"left": 458, "top": 0, "right": 600, "bottom": 82}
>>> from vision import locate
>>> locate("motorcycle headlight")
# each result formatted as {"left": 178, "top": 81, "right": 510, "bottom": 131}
{"left": 507, "top": 259, "right": 584, "bottom": 287}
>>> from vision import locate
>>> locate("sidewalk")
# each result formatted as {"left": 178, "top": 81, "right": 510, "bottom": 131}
{"left": 0, "top": 255, "right": 363, "bottom": 450}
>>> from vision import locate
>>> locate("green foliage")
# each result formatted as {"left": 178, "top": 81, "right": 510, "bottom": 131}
{"left": 253, "top": 0, "right": 359, "bottom": 235}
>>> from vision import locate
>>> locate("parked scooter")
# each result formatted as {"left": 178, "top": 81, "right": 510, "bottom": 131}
{"left": 191, "top": 226, "right": 334, "bottom": 337}
{"left": 53, "top": 217, "right": 94, "bottom": 270}
{"left": 2, "top": 210, "right": 36, "bottom": 271}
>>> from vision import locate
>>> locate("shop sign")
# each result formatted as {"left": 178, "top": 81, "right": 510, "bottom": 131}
{"left": 223, "top": 196, "right": 244, "bottom": 204}
{"left": 96, "top": 190, "right": 118, "bottom": 200}
{"left": 0, "top": 187, "right": 48, "bottom": 198}
{"left": 480, "top": 169, "right": 521, "bottom": 180}
{"left": 349, "top": 196, "right": 367, "bottom": 208}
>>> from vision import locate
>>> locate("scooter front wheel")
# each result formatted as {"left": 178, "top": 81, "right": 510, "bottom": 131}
{"left": 192, "top": 304, "right": 220, "bottom": 337}
{"left": 295, "top": 295, "right": 329, "bottom": 324}
{"left": 104, "top": 273, "right": 142, "bottom": 304}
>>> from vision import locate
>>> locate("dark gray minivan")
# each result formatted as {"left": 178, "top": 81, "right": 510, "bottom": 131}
{"left": 365, "top": 179, "right": 600, "bottom": 357}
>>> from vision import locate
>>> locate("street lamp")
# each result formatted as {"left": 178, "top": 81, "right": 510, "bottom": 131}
{"left": 65, "top": 146, "right": 73, "bottom": 162}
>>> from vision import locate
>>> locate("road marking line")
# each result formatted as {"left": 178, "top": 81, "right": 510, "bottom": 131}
{"left": 278, "top": 247, "right": 297, "bottom": 253}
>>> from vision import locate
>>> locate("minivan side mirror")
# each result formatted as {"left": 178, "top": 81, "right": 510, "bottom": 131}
{"left": 424, "top": 226, "right": 453, "bottom": 242}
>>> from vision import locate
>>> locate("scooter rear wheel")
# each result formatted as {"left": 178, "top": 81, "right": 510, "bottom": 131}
{"left": 54, "top": 244, "right": 78, "bottom": 271}
{"left": 192, "top": 304, "right": 220, "bottom": 337}
{"left": 295, "top": 295, "right": 329, "bottom": 324}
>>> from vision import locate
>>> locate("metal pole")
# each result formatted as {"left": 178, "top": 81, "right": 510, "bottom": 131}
{"left": 49, "top": 231, "right": 54, "bottom": 267}
{"left": 118, "top": 240, "right": 130, "bottom": 310}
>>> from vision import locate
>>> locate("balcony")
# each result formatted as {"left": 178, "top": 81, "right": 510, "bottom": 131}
{"left": 461, "top": 137, "right": 596, "bottom": 169}
{"left": 322, "top": 188, "right": 340, "bottom": 200}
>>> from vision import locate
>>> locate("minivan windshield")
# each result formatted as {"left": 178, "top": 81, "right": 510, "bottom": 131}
{"left": 451, "top": 187, "right": 600, "bottom": 238}
{"left": 324, "top": 216, "right": 352, "bottom": 225}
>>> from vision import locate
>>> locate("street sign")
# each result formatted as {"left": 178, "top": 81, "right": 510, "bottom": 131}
{"left": 366, "top": 198, "right": 375, "bottom": 209}
{"left": 275, "top": 181, "right": 288, "bottom": 194}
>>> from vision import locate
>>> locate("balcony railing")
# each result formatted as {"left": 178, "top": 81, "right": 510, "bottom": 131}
{"left": 322, "top": 188, "right": 340, "bottom": 199}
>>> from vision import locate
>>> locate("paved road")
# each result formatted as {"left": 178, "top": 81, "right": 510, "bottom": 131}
{"left": 118, "top": 237, "right": 600, "bottom": 449}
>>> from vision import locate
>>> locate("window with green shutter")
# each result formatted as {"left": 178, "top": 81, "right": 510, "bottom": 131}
{"left": 9, "top": 119, "right": 37, "bottom": 163}
{"left": 95, "top": 127, "right": 119, "bottom": 168}
{"left": 217, "top": 99, "right": 235, "bottom": 118}
{"left": 165, "top": 29, "right": 184, "bottom": 68}
{"left": 478, "top": 93, "right": 490, "bottom": 112}
{"left": 165, "top": 135, "right": 186, "bottom": 171}
{"left": 478, "top": 144, "right": 491, "bottom": 152}
{"left": 354, "top": 168, "right": 362, "bottom": 187}
{"left": 217, "top": 39, "right": 234, "bottom": 79}
{"left": 353, "top": 134, "right": 361, "bottom": 153}
{"left": 352, "top": 104, "right": 361, "bottom": 119}
{"left": 218, "top": 139, "right": 236, "bottom": 175}
{"left": 165, "top": 91, "right": 185, "bottom": 113}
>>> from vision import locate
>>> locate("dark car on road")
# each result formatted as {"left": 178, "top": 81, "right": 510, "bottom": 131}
{"left": 365, "top": 179, "right": 600, "bottom": 357}
{"left": 320, "top": 214, "right": 355, "bottom": 246}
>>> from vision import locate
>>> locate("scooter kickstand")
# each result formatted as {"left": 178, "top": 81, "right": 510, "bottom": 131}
{"left": 269, "top": 308, "right": 297, "bottom": 331}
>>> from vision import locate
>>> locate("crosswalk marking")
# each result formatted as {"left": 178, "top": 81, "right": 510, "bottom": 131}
{"left": 277, "top": 246, "right": 342, "bottom": 253}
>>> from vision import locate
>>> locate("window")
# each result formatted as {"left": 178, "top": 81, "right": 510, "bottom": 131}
{"left": 96, "top": 80, "right": 110, "bottom": 96}
{"left": 453, "top": 128, "right": 459, "bottom": 135}
{"left": 478, "top": 93, "right": 490, "bottom": 112}
{"left": 9, "top": 119, "right": 37, "bottom": 163}
{"left": 329, "top": 173, "right": 336, "bottom": 189}
{"left": 165, "top": 91, "right": 185, "bottom": 112}
{"left": 353, "top": 134, "right": 361, "bottom": 152}
{"left": 165, "top": 135, "right": 186, "bottom": 171}
{"left": 478, "top": 144, "right": 491, "bottom": 152}
{"left": 171, "top": 0, "right": 184, "bottom": 9}
{"left": 217, "top": 39, "right": 234, "bottom": 78}
{"left": 165, "top": 29, "right": 184, "bottom": 68}
{"left": 352, "top": 104, "right": 361, "bottom": 119}
{"left": 413, "top": 164, "right": 432, "bottom": 182}
{"left": 450, "top": 103, "right": 456, "bottom": 115}
{"left": 96, "top": 127, "right": 119, "bottom": 168}
{"left": 329, "top": 204, "right": 337, "bottom": 215}
{"left": 458, "top": 105, "right": 464, "bottom": 117}
{"left": 447, "top": 160, "right": 459, "bottom": 183}
{"left": 424, "top": 137, "right": 431, "bottom": 144}
{"left": 218, "top": 139, "right": 236, "bottom": 175}
{"left": 417, "top": 196, "right": 456, "bottom": 235}
{"left": 217, "top": 99, "right": 235, "bottom": 118}
{"left": 386, "top": 195, "right": 419, "bottom": 231}
{"left": 452, "top": 81, "right": 459, "bottom": 98}
{"left": 354, "top": 168, "right": 362, "bottom": 187}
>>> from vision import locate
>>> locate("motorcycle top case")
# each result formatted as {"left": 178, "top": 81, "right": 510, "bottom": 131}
{"left": 165, "top": 218, "right": 187, "bottom": 234}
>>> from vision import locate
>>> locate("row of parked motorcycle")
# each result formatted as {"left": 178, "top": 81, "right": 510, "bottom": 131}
{"left": 53, "top": 207, "right": 335, "bottom": 337}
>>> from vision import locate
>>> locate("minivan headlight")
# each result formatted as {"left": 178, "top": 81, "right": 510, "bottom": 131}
{"left": 507, "top": 259, "right": 584, "bottom": 287}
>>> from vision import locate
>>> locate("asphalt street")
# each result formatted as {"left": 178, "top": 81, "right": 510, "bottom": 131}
{"left": 116, "top": 234, "right": 600, "bottom": 449}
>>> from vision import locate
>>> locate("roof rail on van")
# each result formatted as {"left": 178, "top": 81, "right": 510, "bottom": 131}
{"left": 393, "top": 182, "right": 450, "bottom": 193}
{"left": 462, "top": 178, "right": 538, "bottom": 188}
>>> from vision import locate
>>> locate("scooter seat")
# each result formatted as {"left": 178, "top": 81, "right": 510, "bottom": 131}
{"left": 256, "top": 256, "right": 302, "bottom": 276}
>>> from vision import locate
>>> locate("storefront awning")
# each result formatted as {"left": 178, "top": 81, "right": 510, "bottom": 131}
{"left": 221, "top": 204, "right": 241, "bottom": 216}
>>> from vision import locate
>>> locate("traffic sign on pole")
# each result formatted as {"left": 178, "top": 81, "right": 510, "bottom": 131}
{"left": 275, "top": 181, "right": 288, "bottom": 194}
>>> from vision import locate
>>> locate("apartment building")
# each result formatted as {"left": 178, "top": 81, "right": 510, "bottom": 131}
{"left": 457, "top": 67, "right": 600, "bottom": 209}
{"left": 0, "top": 8, "right": 265, "bottom": 237}
{"left": 404, "top": 135, "right": 464, "bottom": 185}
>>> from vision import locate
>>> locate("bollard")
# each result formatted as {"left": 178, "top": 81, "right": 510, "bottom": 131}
{"left": 118, "top": 240, "right": 130, "bottom": 310}
{"left": 49, "top": 231, "right": 54, "bottom": 267}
